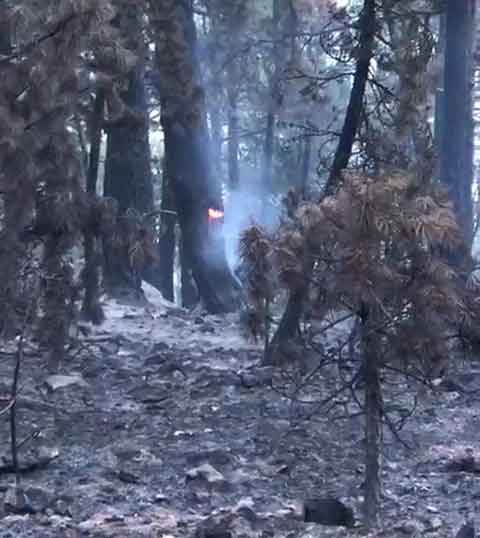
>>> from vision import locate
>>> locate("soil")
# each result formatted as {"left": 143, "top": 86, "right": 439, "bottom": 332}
{"left": 0, "top": 284, "right": 479, "bottom": 537}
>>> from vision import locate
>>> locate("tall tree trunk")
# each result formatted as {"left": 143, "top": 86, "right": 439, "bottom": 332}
{"left": 37, "top": 135, "right": 82, "bottom": 371}
{"left": 0, "top": 15, "right": 31, "bottom": 337}
{"left": 87, "top": 90, "right": 105, "bottom": 195}
{"left": 324, "top": 0, "right": 376, "bottom": 194}
{"left": 103, "top": 4, "right": 154, "bottom": 295}
{"left": 215, "top": 0, "right": 247, "bottom": 191}
{"left": 205, "top": 4, "right": 224, "bottom": 189}
{"left": 103, "top": 70, "right": 153, "bottom": 217}
{"left": 154, "top": 159, "right": 176, "bottom": 302}
{"left": 81, "top": 89, "right": 105, "bottom": 323}
{"left": 227, "top": 62, "right": 240, "bottom": 190}
{"left": 434, "top": 13, "right": 446, "bottom": 163}
{"left": 441, "top": 0, "right": 475, "bottom": 247}
{"left": 149, "top": 0, "right": 239, "bottom": 314}
{"left": 262, "top": 112, "right": 276, "bottom": 197}
{"left": 300, "top": 133, "right": 311, "bottom": 198}
{"left": 209, "top": 107, "right": 223, "bottom": 186}
{"left": 267, "top": 0, "right": 376, "bottom": 358}
{"left": 261, "top": 0, "right": 283, "bottom": 197}
{"left": 0, "top": 191, "right": 31, "bottom": 338}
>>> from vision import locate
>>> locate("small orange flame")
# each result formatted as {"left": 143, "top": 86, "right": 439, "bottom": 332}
{"left": 208, "top": 208, "right": 224, "bottom": 220}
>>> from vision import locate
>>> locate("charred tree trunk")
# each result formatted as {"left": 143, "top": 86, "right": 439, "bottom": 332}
{"left": 81, "top": 89, "right": 105, "bottom": 324}
{"left": 180, "top": 235, "right": 199, "bottom": 308}
{"left": 227, "top": 64, "right": 240, "bottom": 190}
{"left": 209, "top": 107, "right": 223, "bottom": 186}
{"left": 150, "top": 0, "right": 239, "bottom": 313}
{"left": 103, "top": 5, "right": 154, "bottom": 296}
{"left": 154, "top": 159, "right": 176, "bottom": 302}
{"left": 300, "top": 132, "right": 311, "bottom": 198}
{"left": 41, "top": 237, "right": 74, "bottom": 371}
{"left": 324, "top": 0, "right": 376, "bottom": 194}
{"left": 37, "top": 136, "right": 82, "bottom": 371}
{"left": 434, "top": 13, "right": 446, "bottom": 164}
{"left": 262, "top": 112, "right": 276, "bottom": 197}
{"left": 360, "top": 310, "right": 383, "bottom": 528}
{"left": 213, "top": 0, "right": 246, "bottom": 192}
{"left": 103, "top": 71, "right": 153, "bottom": 217}
{"left": 160, "top": 119, "right": 238, "bottom": 312}
{"left": 205, "top": 8, "right": 224, "bottom": 188}
{"left": 441, "top": 0, "right": 475, "bottom": 247}
{"left": 0, "top": 192, "right": 31, "bottom": 338}
{"left": 0, "top": 18, "right": 32, "bottom": 338}
{"left": 261, "top": 0, "right": 283, "bottom": 198}
{"left": 268, "top": 0, "right": 376, "bottom": 357}
{"left": 87, "top": 90, "right": 105, "bottom": 196}
{"left": 261, "top": 0, "right": 296, "bottom": 196}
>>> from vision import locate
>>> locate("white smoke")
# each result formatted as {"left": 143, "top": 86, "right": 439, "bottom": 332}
{"left": 222, "top": 166, "right": 282, "bottom": 271}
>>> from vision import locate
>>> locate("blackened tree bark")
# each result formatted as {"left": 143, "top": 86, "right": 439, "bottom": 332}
{"left": 149, "top": 0, "right": 239, "bottom": 314}
{"left": 87, "top": 90, "right": 105, "bottom": 196}
{"left": 261, "top": 0, "right": 292, "bottom": 197}
{"left": 209, "top": 101, "right": 223, "bottom": 187}
{"left": 103, "top": 4, "right": 155, "bottom": 295}
{"left": 155, "top": 158, "right": 176, "bottom": 302}
{"left": 81, "top": 89, "right": 105, "bottom": 323}
{"left": 227, "top": 59, "right": 240, "bottom": 190}
{"left": 300, "top": 132, "right": 311, "bottom": 198}
{"left": 434, "top": 13, "right": 446, "bottom": 164}
{"left": 324, "top": 0, "right": 376, "bottom": 194}
{"left": 262, "top": 107, "right": 276, "bottom": 197}
{"left": 440, "top": 0, "right": 475, "bottom": 247}
{"left": 103, "top": 72, "right": 153, "bottom": 216}
{"left": 360, "top": 307, "right": 383, "bottom": 528}
{"left": 267, "top": 0, "right": 376, "bottom": 357}
{"left": 0, "top": 20, "right": 29, "bottom": 337}
{"left": 205, "top": 3, "right": 223, "bottom": 187}
{"left": 218, "top": 0, "right": 248, "bottom": 191}
{"left": 180, "top": 236, "right": 199, "bottom": 308}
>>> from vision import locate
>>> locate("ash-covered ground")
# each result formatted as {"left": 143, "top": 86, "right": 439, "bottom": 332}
{"left": 0, "top": 283, "right": 479, "bottom": 537}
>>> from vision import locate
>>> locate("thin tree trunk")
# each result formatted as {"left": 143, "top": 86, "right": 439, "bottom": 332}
{"left": 300, "top": 134, "right": 311, "bottom": 198}
{"left": 81, "top": 88, "right": 105, "bottom": 323}
{"left": 268, "top": 0, "right": 376, "bottom": 356}
{"left": 434, "top": 13, "right": 446, "bottom": 161}
{"left": 224, "top": 0, "right": 247, "bottom": 191}
{"left": 441, "top": 0, "right": 475, "bottom": 246}
{"left": 262, "top": 112, "right": 276, "bottom": 196}
{"left": 361, "top": 311, "right": 383, "bottom": 528}
{"left": 266, "top": 286, "right": 303, "bottom": 355}
{"left": 206, "top": 5, "right": 223, "bottom": 188}
{"left": 154, "top": 159, "right": 176, "bottom": 302}
{"left": 227, "top": 63, "right": 240, "bottom": 190}
{"left": 87, "top": 90, "right": 105, "bottom": 195}
{"left": 0, "top": 20, "right": 30, "bottom": 337}
{"left": 149, "top": 0, "right": 239, "bottom": 313}
{"left": 324, "top": 0, "right": 376, "bottom": 194}
{"left": 180, "top": 236, "right": 198, "bottom": 308}
{"left": 261, "top": 0, "right": 282, "bottom": 197}
{"left": 209, "top": 107, "right": 223, "bottom": 185}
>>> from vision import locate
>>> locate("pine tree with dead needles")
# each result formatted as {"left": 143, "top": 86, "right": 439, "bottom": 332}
{"left": 240, "top": 168, "right": 473, "bottom": 526}
{"left": 0, "top": 0, "right": 135, "bottom": 365}
{"left": 239, "top": 224, "right": 275, "bottom": 349}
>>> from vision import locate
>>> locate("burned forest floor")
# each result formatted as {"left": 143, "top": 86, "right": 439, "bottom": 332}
{"left": 0, "top": 284, "right": 480, "bottom": 538}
